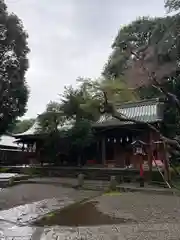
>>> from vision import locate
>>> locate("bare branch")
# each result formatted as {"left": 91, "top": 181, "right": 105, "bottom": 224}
{"left": 130, "top": 49, "right": 180, "bottom": 110}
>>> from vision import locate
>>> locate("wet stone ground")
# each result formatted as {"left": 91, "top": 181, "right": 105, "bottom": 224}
{"left": 0, "top": 183, "right": 98, "bottom": 210}
{"left": 35, "top": 200, "right": 137, "bottom": 227}
{"left": 0, "top": 182, "right": 180, "bottom": 239}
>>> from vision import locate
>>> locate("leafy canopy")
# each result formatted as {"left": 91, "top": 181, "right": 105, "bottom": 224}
{"left": 103, "top": 15, "right": 180, "bottom": 87}
{"left": 36, "top": 76, "right": 137, "bottom": 160}
{"left": 165, "top": 0, "right": 180, "bottom": 12}
{"left": 60, "top": 77, "right": 138, "bottom": 122}
{"left": 37, "top": 101, "right": 63, "bottom": 134}
{"left": 0, "top": 1, "right": 29, "bottom": 135}
{"left": 63, "top": 119, "right": 94, "bottom": 152}
{"left": 11, "top": 118, "right": 35, "bottom": 134}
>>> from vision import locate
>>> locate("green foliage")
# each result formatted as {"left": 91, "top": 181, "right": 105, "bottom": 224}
{"left": 60, "top": 78, "right": 100, "bottom": 121}
{"left": 0, "top": 2, "right": 29, "bottom": 135}
{"left": 11, "top": 118, "right": 35, "bottom": 134}
{"left": 0, "top": 167, "right": 10, "bottom": 173}
{"left": 66, "top": 119, "right": 94, "bottom": 151}
{"left": 103, "top": 17, "right": 158, "bottom": 78}
{"left": 37, "top": 101, "right": 63, "bottom": 133}
{"left": 99, "top": 77, "right": 139, "bottom": 102}
{"left": 165, "top": 0, "right": 180, "bottom": 12}
{"left": 60, "top": 77, "right": 138, "bottom": 122}
{"left": 36, "top": 76, "right": 138, "bottom": 164}
{"left": 103, "top": 15, "right": 180, "bottom": 86}
{"left": 102, "top": 11, "right": 180, "bottom": 148}
{"left": 24, "top": 167, "right": 42, "bottom": 177}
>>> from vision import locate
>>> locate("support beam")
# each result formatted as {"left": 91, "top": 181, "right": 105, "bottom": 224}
{"left": 102, "top": 137, "right": 106, "bottom": 166}
{"left": 163, "top": 141, "right": 171, "bottom": 183}
{"left": 148, "top": 131, "right": 153, "bottom": 182}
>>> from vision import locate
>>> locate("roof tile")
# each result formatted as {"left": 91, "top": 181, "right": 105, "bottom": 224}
{"left": 94, "top": 99, "right": 163, "bottom": 127}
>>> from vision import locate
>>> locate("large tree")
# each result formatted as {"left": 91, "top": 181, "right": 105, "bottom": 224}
{"left": 11, "top": 118, "right": 35, "bottom": 134}
{"left": 103, "top": 11, "right": 180, "bottom": 142}
{"left": 37, "top": 77, "right": 137, "bottom": 164}
{"left": 37, "top": 101, "right": 63, "bottom": 133}
{"left": 0, "top": 1, "right": 29, "bottom": 135}
{"left": 103, "top": 15, "right": 180, "bottom": 88}
{"left": 60, "top": 77, "right": 138, "bottom": 122}
{"left": 100, "top": 5, "right": 180, "bottom": 178}
{"left": 165, "top": 0, "right": 180, "bottom": 12}
{"left": 38, "top": 77, "right": 138, "bottom": 133}
{"left": 60, "top": 78, "right": 100, "bottom": 122}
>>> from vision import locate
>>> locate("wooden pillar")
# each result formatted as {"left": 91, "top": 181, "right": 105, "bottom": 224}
{"left": 114, "top": 140, "right": 117, "bottom": 166}
{"left": 96, "top": 140, "right": 99, "bottom": 164}
{"left": 102, "top": 137, "right": 106, "bottom": 166}
{"left": 163, "top": 141, "right": 171, "bottom": 182}
{"left": 148, "top": 131, "right": 153, "bottom": 182}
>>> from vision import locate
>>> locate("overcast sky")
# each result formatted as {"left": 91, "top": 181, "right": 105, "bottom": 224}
{"left": 6, "top": 0, "right": 165, "bottom": 119}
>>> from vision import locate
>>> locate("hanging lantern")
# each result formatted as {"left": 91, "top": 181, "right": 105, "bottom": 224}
{"left": 131, "top": 140, "right": 146, "bottom": 155}
{"left": 32, "top": 143, "right": 36, "bottom": 152}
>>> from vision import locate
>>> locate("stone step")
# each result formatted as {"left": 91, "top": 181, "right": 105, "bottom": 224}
{"left": 0, "top": 179, "right": 10, "bottom": 187}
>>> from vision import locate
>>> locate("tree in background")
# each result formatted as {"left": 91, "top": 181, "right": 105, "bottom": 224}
{"left": 37, "top": 77, "right": 137, "bottom": 165}
{"left": 103, "top": 15, "right": 180, "bottom": 87}
{"left": 38, "top": 77, "right": 138, "bottom": 135}
{"left": 65, "top": 119, "right": 95, "bottom": 166}
{"left": 0, "top": 1, "right": 29, "bottom": 135}
{"left": 11, "top": 118, "right": 35, "bottom": 134}
{"left": 100, "top": 2, "right": 180, "bottom": 175}
{"left": 60, "top": 77, "right": 138, "bottom": 122}
{"left": 60, "top": 78, "right": 101, "bottom": 122}
{"left": 37, "top": 101, "right": 63, "bottom": 134}
{"left": 165, "top": 0, "right": 180, "bottom": 12}
{"left": 103, "top": 6, "right": 180, "bottom": 141}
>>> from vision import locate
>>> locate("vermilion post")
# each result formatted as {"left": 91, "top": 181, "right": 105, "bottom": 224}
{"left": 140, "top": 162, "right": 144, "bottom": 187}
{"left": 140, "top": 163, "right": 144, "bottom": 178}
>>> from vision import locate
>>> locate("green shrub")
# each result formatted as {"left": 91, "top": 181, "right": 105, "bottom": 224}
{"left": 151, "top": 170, "right": 165, "bottom": 182}
{"left": 23, "top": 167, "right": 42, "bottom": 176}
{"left": 151, "top": 168, "right": 177, "bottom": 182}
{"left": 0, "top": 167, "right": 10, "bottom": 173}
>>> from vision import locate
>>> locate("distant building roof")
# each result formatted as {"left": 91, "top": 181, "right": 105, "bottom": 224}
{"left": 13, "top": 118, "right": 75, "bottom": 138}
{"left": 93, "top": 98, "right": 164, "bottom": 128}
{"left": 13, "top": 121, "right": 40, "bottom": 137}
{"left": 0, "top": 135, "right": 20, "bottom": 149}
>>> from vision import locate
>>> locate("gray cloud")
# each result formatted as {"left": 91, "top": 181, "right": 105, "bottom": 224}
{"left": 6, "top": 0, "right": 165, "bottom": 118}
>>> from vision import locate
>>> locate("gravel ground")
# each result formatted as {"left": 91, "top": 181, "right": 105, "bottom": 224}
{"left": 95, "top": 192, "right": 180, "bottom": 224}
{"left": 0, "top": 183, "right": 180, "bottom": 224}
{"left": 0, "top": 183, "right": 180, "bottom": 239}
{"left": 0, "top": 183, "right": 98, "bottom": 210}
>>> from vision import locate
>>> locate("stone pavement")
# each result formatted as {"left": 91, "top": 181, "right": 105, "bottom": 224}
{"left": 0, "top": 183, "right": 98, "bottom": 210}
{"left": 0, "top": 184, "right": 98, "bottom": 239}
{"left": 1, "top": 223, "right": 180, "bottom": 239}
{"left": 0, "top": 173, "right": 29, "bottom": 188}
{"left": 0, "top": 197, "right": 74, "bottom": 240}
{"left": 20, "top": 177, "right": 179, "bottom": 195}
{"left": 35, "top": 191, "right": 180, "bottom": 239}
{"left": 39, "top": 223, "right": 180, "bottom": 240}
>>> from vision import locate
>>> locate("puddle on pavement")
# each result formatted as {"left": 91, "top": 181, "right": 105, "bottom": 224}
{"left": 34, "top": 201, "right": 136, "bottom": 227}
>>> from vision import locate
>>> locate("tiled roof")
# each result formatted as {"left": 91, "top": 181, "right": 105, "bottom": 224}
{"left": 13, "top": 121, "right": 40, "bottom": 136}
{"left": 0, "top": 135, "right": 19, "bottom": 148}
{"left": 94, "top": 98, "right": 163, "bottom": 128}
{"left": 13, "top": 119, "right": 75, "bottom": 138}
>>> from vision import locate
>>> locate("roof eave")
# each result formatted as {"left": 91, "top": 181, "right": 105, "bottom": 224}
{"left": 92, "top": 119, "right": 162, "bottom": 128}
